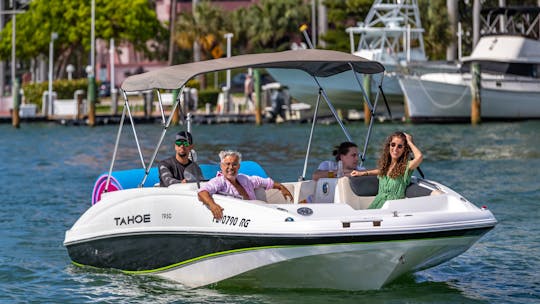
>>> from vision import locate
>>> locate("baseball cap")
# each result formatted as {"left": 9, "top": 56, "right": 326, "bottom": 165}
{"left": 175, "top": 131, "right": 193, "bottom": 144}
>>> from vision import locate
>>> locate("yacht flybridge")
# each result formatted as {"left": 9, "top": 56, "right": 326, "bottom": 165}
{"left": 64, "top": 49, "right": 497, "bottom": 290}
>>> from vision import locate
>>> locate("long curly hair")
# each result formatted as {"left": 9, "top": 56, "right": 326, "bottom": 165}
{"left": 377, "top": 132, "right": 411, "bottom": 178}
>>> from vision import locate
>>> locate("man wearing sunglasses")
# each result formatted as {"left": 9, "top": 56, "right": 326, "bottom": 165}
{"left": 158, "top": 131, "right": 203, "bottom": 187}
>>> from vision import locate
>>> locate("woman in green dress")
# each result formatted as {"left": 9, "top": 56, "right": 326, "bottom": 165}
{"left": 351, "top": 131, "right": 423, "bottom": 209}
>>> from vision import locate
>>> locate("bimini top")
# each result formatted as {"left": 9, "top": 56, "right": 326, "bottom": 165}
{"left": 121, "top": 49, "right": 385, "bottom": 92}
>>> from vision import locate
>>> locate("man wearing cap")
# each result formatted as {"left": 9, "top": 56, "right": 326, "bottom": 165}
{"left": 158, "top": 131, "right": 203, "bottom": 187}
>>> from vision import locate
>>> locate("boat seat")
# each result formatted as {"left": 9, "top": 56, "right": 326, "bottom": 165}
{"left": 313, "top": 178, "right": 338, "bottom": 204}
{"left": 293, "top": 180, "right": 316, "bottom": 204}
{"left": 336, "top": 175, "right": 434, "bottom": 209}
{"left": 334, "top": 176, "right": 376, "bottom": 210}
{"left": 256, "top": 183, "right": 295, "bottom": 204}
{"left": 405, "top": 183, "right": 433, "bottom": 198}
{"left": 348, "top": 175, "right": 433, "bottom": 198}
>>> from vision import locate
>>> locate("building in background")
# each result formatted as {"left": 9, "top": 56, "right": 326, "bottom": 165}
{"left": 96, "top": 0, "right": 258, "bottom": 88}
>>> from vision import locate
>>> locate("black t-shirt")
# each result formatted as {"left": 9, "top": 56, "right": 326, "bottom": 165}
{"left": 158, "top": 156, "right": 204, "bottom": 187}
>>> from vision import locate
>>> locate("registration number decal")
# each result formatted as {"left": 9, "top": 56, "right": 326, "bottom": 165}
{"left": 212, "top": 215, "right": 251, "bottom": 228}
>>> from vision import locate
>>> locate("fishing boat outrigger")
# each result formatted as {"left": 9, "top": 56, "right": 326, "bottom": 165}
{"left": 64, "top": 49, "right": 497, "bottom": 290}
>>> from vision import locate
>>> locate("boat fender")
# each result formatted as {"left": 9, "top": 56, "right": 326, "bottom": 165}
{"left": 91, "top": 167, "right": 160, "bottom": 205}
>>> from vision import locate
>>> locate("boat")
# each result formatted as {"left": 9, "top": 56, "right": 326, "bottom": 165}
{"left": 267, "top": 0, "right": 434, "bottom": 111}
{"left": 63, "top": 49, "right": 497, "bottom": 290}
{"left": 398, "top": 6, "right": 540, "bottom": 122}
{"left": 399, "top": 35, "right": 540, "bottom": 121}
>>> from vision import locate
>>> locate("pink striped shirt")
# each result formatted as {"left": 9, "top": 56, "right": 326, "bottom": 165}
{"left": 198, "top": 173, "right": 274, "bottom": 200}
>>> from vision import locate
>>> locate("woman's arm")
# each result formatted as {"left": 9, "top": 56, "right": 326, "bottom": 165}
{"left": 405, "top": 133, "right": 423, "bottom": 171}
{"left": 351, "top": 168, "right": 380, "bottom": 177}
{"left": 312, "top": 170, "right": 331, "bottom": 181}
{"left": 312, "top": 161, "right": 335, "bottom": 180}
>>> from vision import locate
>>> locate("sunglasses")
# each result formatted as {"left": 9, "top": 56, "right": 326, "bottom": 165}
{"left": 389, "top": 142, "right": 404, "bottom": 149}
{"left": 175, "top": 140, "right": 190, "bottom": 147}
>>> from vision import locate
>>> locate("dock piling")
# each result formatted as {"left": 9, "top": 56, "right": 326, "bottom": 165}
{"left": 471, "top": 62, "right": 481, "bottom": 125}
{"left": 171, "top": 89, "right": 180, "bottom": 125}
{"left": 254, "top": 69, "right": 262, "bottom": 125}
{"left": 88, "top": 75, "right": 96, "bottom": 126}
{"left": 363, "top": 74, "right": 371, "bottom": 125}
{"left": 12, "top": 79, "right": 20, "bottom": 128}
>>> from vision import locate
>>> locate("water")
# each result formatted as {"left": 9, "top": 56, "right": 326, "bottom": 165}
{"left": 1, "top": 121, "right": 539, "bottom": 303}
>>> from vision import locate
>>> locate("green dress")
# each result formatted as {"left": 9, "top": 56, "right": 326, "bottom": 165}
{"left": 368, "top": 165, "right": 413, "bottom": 209}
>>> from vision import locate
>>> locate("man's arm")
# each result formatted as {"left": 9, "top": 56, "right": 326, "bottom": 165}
{"left": 159, "top": 160, "right": 182, "bottom": 187}
{"left": 198, "top": 190, "right": 224, "bottom": 220}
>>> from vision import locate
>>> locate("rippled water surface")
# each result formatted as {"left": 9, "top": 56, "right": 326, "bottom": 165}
{"left": 1, "top": 121, "right": 539, "bottom": 303}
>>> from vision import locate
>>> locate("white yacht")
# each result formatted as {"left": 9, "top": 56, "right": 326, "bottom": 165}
{"left": 268, "top": 0, "right": 429, "bottom": 111}
{"left": 399, "top": 35, "right": 540, "bottom": 121}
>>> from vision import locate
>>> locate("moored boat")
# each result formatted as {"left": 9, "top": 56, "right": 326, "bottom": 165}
{"left": 267, "top": 0, "right": 430, "bottom": 110}
{"left": 398, "top": 7, "right": 540, "bottom": 122}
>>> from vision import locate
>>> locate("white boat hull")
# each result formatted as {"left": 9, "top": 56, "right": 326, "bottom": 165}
{"left": 64, "top": 180, "right": 496, "bottom": 290}
{"left": 399, "top": 74, "right": 540, "bottom": 121}
{"left": 157, "top": 235, "right": 480, "bottom": 290}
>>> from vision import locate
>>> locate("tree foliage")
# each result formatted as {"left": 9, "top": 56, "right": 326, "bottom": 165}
{"left": 0, "top": 0, "right": 167, "bottom": 79}
{"left": 175, "top": 1, "right": 230, "bottom": 61}
{"left": 419, "top": 0, "right": 450, "bottom": 60}
{"left": 244, "top": 0, "right": 310, "bottom": 52}
{"left": 321, "top": 0, "right": 372, "bottom": 52}
{"left": 174, "top": 0, "right": 310, "bottom": 58}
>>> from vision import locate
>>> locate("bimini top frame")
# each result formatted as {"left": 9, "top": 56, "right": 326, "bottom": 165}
{"left": 109, "top": 49, "right": 385, "bottom": 189}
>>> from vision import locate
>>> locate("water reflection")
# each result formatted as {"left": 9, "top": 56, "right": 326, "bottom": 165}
{"left": 1, "top": 121, "right": 539, "bottom": 303}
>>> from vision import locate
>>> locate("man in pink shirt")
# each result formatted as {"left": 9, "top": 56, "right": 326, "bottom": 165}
{"left": 198, "top": 150, "right": 293, "bottom": 220}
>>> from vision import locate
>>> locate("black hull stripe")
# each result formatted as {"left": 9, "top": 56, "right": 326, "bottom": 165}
{"left": 66, "top": 226, "right": 493, "bottom": 272}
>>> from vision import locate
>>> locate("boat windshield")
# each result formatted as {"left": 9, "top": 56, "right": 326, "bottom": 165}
{"left": 460, "top": 61, "right": 539, "bottom": 78}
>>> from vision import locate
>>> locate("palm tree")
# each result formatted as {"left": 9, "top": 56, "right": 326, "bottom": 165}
{"left": 174, "top": 1, "right": 229, "bottom": 61}
{"left": 247, "top": 0, "right": 310, "bottom": 52}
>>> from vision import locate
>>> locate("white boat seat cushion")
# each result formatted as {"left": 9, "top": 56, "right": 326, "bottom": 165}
{"left": 313, "top": 178, "right": 338, "bottom": 204}
{"left": 334, "top": 176, "right": 375, "bottom": 210}
{"left": 255, "top": 184, "right": 295, "bottom": 204}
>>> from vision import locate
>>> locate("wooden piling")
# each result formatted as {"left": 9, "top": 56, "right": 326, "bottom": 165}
{"left": 12, "top": 79, "right": 20, "bottom": 128}
{"left": 87, "top": 76, "right": 96, "bottom": 126}
{"left": 363, "top": 74, "right": 371, "bottom": 125}
{"left": 144, "top": 91, "right": 152, "bottom": 119}
{"left": 254, "top": 69, "right": 262, "bottom": 125}
{"left": 171, "top": 89, "right": 180, "bottom": 125}
{"left": 76, "top": 91, "right": 84, "bottom": 120}
{"left": 403, "top": 95, "right": 411, "bottom": 122}
{"left": 471, "top": 62, "right": 481, "bottom": 125}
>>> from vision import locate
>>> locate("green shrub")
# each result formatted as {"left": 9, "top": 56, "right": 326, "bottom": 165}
{"left": 22, "top": 78, "right": 99, "bottom": 111}
{"left": 198, "top": 89, "right": 220, "bottom": 108}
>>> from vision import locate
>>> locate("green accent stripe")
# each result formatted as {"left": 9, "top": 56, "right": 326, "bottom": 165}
{"left": 123, "top": 244, "right": 290, "bottom": 274}
{"left": 70, "top": 235, "right": 473, "bottom": 275}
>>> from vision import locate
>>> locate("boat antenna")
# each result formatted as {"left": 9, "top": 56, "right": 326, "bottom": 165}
{"left": 299, "top": 24, "right": 315, "bottom": 49}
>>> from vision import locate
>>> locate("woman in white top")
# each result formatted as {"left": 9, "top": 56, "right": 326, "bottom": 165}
{"left": 312, "top": 142, "right": 365, "bottom": 180}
